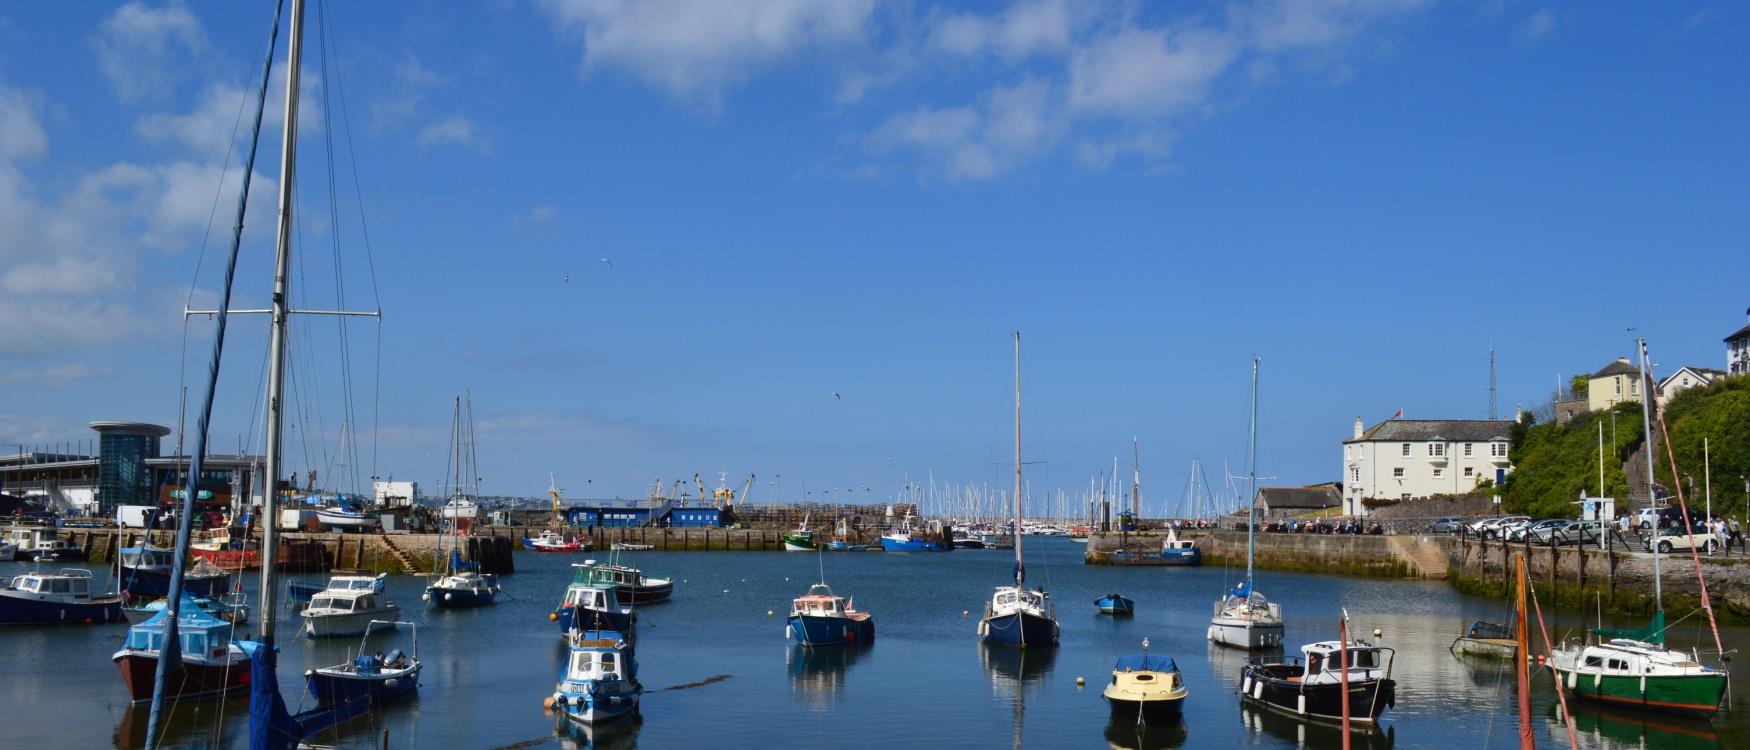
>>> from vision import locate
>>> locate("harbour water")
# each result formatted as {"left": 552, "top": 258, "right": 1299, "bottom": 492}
{"left": 5, "top": 537, "right": 1746, "bottom": 748}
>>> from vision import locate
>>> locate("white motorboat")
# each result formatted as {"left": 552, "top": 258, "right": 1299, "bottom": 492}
{"left": 300, "top": 588, "right": 400, "bottom": 638}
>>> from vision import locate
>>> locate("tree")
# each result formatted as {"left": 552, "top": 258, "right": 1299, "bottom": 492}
{"left": 1570, "top": 375, "right": 1589, "bottom": 398}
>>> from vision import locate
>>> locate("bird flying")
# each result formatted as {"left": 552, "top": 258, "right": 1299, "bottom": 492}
{"left": 832, "top": 391, "right": 841, "bottom": 400}
{"left": 600, "top": 258, "right": 614, "bottom": 269}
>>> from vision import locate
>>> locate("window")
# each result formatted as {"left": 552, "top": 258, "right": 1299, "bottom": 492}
{"left": 1392, "top": 468, "right": 1405, "bottom": 478}
{"left": 1463, "top": 467, "right": 1474, "bottom": 478}
{"left": 1607, "top": 659, "right": 1628, "bottom": 671}
{"left": 1463, "top": 443, "right": 1473, "bottom": 457}
{"left": 1630, "top": 381, "right": 1638, "bottom": 396}
{"left": 1429, "top": 443, "right": 1445, "bottom": 457}
{"left": 1351, "top": 468, "right": 1360, "bottom": 482}
{"left": 1616, "top": 379, "right": 1622, "bottom": 395}
{"left": 1432, "top": 468, "right": 1444, "bottom": 479}
{"left": 1491, "top": 442, "right": 1507, "bottom": 458}
{"left": 1584, "top": 655, "right": 1602, "bottom": 668}
{"left": 1399, "top": 443, "right": 1411, "bottom": 457}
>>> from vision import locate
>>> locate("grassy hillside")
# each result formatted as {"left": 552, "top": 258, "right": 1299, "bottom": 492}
{"left": 1503, "top": 376, "right": 1750, "bottom": 519}
{"left": 1502, "top": 402, "right": 1641, "bottom": 518}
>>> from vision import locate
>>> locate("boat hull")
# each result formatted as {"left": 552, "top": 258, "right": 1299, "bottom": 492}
{"left": 118, "top": 568, "right": 230, "bottom": 600}
{"left": 558, "top": 604, "right": 635, "bottom": 634}
{"left": 524, "top": 538, "right": 590, "bottom": 553}
{"left": 306, "top": 664, "right": 420, "bottom": 705}
{"left": 880, "top": 537, "right": 944, "bottom": 552}
{"left": 1556, "top": 667, "right": 1726, "bottom": 717}
{"left": 782, "top": 535, "right": 818, "bottom": 551}
{"left": 0, "top": 593, "right": 126, "bottom": 625}
{"left": 1240, "top": 663, "right": 1395, "bottom": 724}
{"left": 1095, "top": 596, "right": 1135, "bottom": 616}
{"left": 1450, "top": 636, "right": 1518, "bottom": 659}
{"left": 113, "top": 650, "right": 251, "bottom": 704}
{"left": 1209, "top": 617, "right": 1285, "bottom": 650}
{"left": 190, "top": 547, "right": 260, "bottom": 571}
{"left": 31, "top": 549, "right": 88, "bottom": 562}
{"left": 303, "top": 610, "right": 399, "bottom": 638}
{"left": 555, "top": 690, "right": 639, "bottom": 726}
{"left": 1105, "top": 693, "right": 1185, "bottom": 722}
{"left": 1160, "top": 549, "right": 1202, "bottom": 566}
{"left": 613, "top": 582, "right": 672, "bottom": 605}
{"left": 425, "top": 585, "right": 497, "bottom": 608}
{"left": 979, "top": 611, "right": 1059, "bottom": 647}
{"left": 787, "top": 613, "right": 874, "bottom": 647}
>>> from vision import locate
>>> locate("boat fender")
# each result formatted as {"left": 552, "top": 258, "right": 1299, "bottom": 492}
{"left": 384, "top": 678, "right": 398, "bottom": 689}
{"left": 767, "top": 610, "right": 773, "bottom": 617}
{"left": 1241, "top": 676, "right": 1252, "bottom": 695}
{"left": 304, "top": 670, "right": 314, "bottom": 678}
{"left": 421, "top": 593, "right": 431, "bottom": 602}
{"left": 550, "top": 613, "right": 559, "bottom": 622}
{"left": 1252, "top": 681, "right": 1264, "bottom": 700}
{"left": 1297, "top": 694, "right": 1306, "bottom": 715}
{"left": 445, "top": 593, "right": 453, "bottom": 601}
{"left": 1075, "top": 677, "right": 1085, "bottom": 686}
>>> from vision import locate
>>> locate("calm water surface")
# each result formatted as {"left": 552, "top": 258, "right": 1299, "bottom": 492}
{"left": 3, "top": 537, "right": 1745, "bottom": 748}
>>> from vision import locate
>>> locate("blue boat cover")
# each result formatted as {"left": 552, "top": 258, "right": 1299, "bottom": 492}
{"left": 1113, "top": 655, "right": 1176, "bottom": 673}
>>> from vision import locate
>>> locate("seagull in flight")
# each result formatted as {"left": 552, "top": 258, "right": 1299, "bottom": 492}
{"left": 832, "top": 391, "right": 841, "bottom": 400}
{"left": 600, "top": 258, "right": 614, "bottom": 270}
{"left": 563, "top": 274, "right": 570, "bottom": 284}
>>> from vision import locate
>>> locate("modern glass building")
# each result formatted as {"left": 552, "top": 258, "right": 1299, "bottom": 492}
{"left": 91, "top": 422, "right": 170, "bottom": 514}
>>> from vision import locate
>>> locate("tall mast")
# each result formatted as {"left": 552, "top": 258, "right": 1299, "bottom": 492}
{"left": 1131, "top": 438, "right": 1140, "bottom": 519}
{"left": 257, "top": 0, "right": 306, "bottom": 644}
{"left": 1246, "top": 357, "right": 1260, "bottom": 587}
{"left": 1013, "top": 330, "right": 1023, "bottom": 587}
{"left": 1636, "top": 338, "right": 1660, "bottom": 609}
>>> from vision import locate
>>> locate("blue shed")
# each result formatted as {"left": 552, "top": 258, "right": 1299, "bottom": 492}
{"left": 659, "top": 506, "right": 722, "bottom": 528}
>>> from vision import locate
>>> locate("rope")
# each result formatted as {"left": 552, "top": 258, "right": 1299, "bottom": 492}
{"left": 1652, "top": 402, "right": 1727, "bottom": 658}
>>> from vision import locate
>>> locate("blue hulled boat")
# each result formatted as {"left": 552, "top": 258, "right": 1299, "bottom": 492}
{"left": 554, "top": 565, "right": 636, "bottom": 635}
{"left": 976, "top": 332, "right": 1060, "bottom": 649}
{"left": 550, "top": 630, "right": 641, "bottom": 726}
{"left": 424, "top": 551, "right": 499, "bottom": 608}
{"left": 880, "top": 513, "right": 947, "bottom": 551}
{"left": 0, "top": 568, "right": 125, "bottom": 625}
{"left": 118, "top": 546, "right": 232, "bottom": 600}
{"left": 787, "top": 583, "right": 874, "bottom": 647}
{"left": 306, "top": 620, "right": 421, "bottom": 705}
{"left": 1095, "top": 593, "right": 1135, "bottom": 616}
{"left": 1159, "top": 528, "right": 1201, "bottom": 566}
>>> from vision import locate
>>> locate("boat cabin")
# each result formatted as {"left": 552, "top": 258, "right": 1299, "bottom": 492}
{"left": 326, "top": 575, "right": 382, "bottom": 592}
{"left": 563, "top": 583, "right": 621, "bottom": 612}
{"left": 566, "top": 644, "right": 630, "bottom": 683}
{"left": 7, "top": 527, "right": 57, "bottom": 549}
{"left": 1575, "top": 639, "right": 1712, "bottom": 675}
{"left": 6, "top": 569, "right": 97, "bottom": 600}
{"left": 119, "top": 546, "right": 175, "bottom": 570}
{"left": 791, "top": 584, "right": 852, "bottom": 618}
{"left": 309, "top": 590, "right": 384, "bottom": 612}
{"left": 124, "top": 601, "right": 235, "bottom": 661}
{"left": 991, "top": 586, "right": 1049, "bottom": 614}
{"left": 1298, "top": 640, "right": 1393, "bottom": 685}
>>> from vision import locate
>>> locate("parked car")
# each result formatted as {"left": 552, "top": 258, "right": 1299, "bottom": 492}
{"left": 1634, "top": 506, "right": 1689, "bottom": 531}
{"left": 1480, "top": 516, "right": 1530, "bottom": 540}
{"left": 1644, "top": 522, "right": 1724, "bottom": 554}
{"left": 1429, "top": 517, "right": 1466, "bottom": 534}
{"left": 1468, "top": 517, "right": 1503, "bottom": 536}
{"left": 1512, "top": 519, "right": 1567, "bottom": 543}
{"left": 1550, "top": 520, "right": 1605, "bottom": 546}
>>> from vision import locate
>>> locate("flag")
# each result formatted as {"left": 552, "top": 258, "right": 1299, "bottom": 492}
{"left": 1391, "top": 408, "right": 1403, "bottom": 419}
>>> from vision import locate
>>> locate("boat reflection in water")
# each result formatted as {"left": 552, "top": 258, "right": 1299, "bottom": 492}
{"left": 1102, "top": 717, "right": 1188, "bottom": 750}
{"left": 1238, "top": 703, "right": 1396, "bottom": 750}
{"left": 113, "top": 702, "right": 234, "bottom": 749}
{"left": 1553, "top": 702, "right": 1723, "bottom": 750}
{"left": 786, "top": 642, "right": 869, "bottom": 709}
{"left": 981, "top": 644, "right": 1058, "bottom": 748}
{"left": 552, "top": 712, "right": 642, "bottom": 750}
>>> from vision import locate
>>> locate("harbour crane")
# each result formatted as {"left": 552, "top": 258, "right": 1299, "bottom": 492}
{"left": 736, "top": 473, "right": 755, "bottom": 508}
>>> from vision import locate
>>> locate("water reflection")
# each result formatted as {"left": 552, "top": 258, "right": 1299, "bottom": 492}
{"left": 552, "top": 712, "right": 642, "bottom": 749}
{"left": 1102, "top": 717, "right": 1188, "bottom": 749}
{"left": 981, "top": 646, "right": 1058, "bottom": 749}
{"left": 1238, "top": 703, "right": 1397, "bottom": 750}
{"left": 1552, "top": 703, "right": 1723, "bottom": 750}
{"left": 786, "top": 643, "right": 869, "bottom": 709}
{"left": 114, "top": 702, "right": 236, "bottom": 749}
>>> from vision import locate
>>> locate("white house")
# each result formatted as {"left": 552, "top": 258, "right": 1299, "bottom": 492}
{"left": 1727, "top": 306, "right": 1750, "bottom": 376}
{"left": 1657, "top": 366, "right": 1725, "bottom": 407}
{"left": 1341, "top": 417, "right": 1514, "bottom": 516}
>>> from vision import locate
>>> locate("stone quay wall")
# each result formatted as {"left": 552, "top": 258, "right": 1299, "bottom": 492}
{"left": 1449, "top": 536, "right": 1750, "bottom": 621}
{"left": 1084, "top": 530, "right": 1450, "bottom": 580}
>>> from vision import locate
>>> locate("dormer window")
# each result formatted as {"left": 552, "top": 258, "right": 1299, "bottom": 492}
{"left": 1428, "top": 443, "right": 1445, "bottom": 457}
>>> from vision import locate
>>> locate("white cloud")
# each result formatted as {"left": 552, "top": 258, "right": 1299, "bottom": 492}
{"left": 372, "top": 55, "right": 448, "bottom": 132}
{"left": 1513, "top": 8, "right": 1560, "bottom": 46}
{"left": 535, "top": 0, "right": 875, "bottom": 110}
{"left": 529, "top": 205, "right": 557, "bottom": 222}
{"left": 928, "top": 0, "right": 1075, "bottom": 60}
{"left": 416, "top": 114, "right": 482, "bottom": 150}
{"left": 876, "top": 78, "right": 1063, "bottom": 181}
{"left": 0, "top": 84, "right": 47, "bottom": 162}
{"left": 135, "top": 64, "right": 322, "bottom": 157}
{"left": 0, "top": 363, "right": 112, "bottom": 388}
{"left": 1067, "top": 27, "right": 1237, "bottom": 117}
{"left": 91, "top": 0, "right": 206, "bottom": 102}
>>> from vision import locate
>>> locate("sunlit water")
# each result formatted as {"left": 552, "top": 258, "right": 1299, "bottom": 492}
{"left": 2, "top": 537, "right": 1744, "bottom": 748}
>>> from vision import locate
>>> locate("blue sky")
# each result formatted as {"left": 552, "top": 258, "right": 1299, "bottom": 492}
{"left": 0, "top": 1, "right": 1744, "bottom": 511}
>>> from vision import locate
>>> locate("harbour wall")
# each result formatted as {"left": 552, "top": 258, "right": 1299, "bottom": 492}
{"left": 1448, "top": 537, "right": 1750, "bottom": 621}
{"left": 1084, "top": 530, "right": 1451, "bottom": 580}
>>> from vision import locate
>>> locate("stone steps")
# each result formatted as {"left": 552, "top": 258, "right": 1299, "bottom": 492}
{"left": 379, "top": 535, "right": 418, "bottom": 574}
{"left": 1390, "top": 535, "right": 1450, "bottom": 579}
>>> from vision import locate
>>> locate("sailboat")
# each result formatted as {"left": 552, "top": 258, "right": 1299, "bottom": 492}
{"left": 1208, "top": 357, "right": 1284, "bottom": 650}
{"left": 425, "top": 394, "right": 501, "bottom": 609}
{"left": 1549, "top": 339, "right": 1728, "bottom": 718}
{"left": 977, "top": 331, "right": 1059, "bottom": 648}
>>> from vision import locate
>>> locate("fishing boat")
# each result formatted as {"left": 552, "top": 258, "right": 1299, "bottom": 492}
{"left": 549, "top": 629, "right": 642, "bottom": 726}
{"left": 129, "top": 589, "right": 251, "bottom": 626}
{"left": 1159, "top": 527, "right": 1201, "bottom": 566}
{"left": 978, "top": 332, "right": 1059, "bottom": 649}
{"left": 1241, "top": 622, "right": 1397, "bottom": 725}
{"left": 190, "top": 526, "right": 261, "bottom": 570}
{"left": 301, "top": 587, "right": 400, "bottom": 638}
{"left": 1209, "top": 358, "right": 1285, "bottom": 650}
{"left": 30, "top": 538, "right": 88, "bottom": 562}
{"left": 117, "top": 545, "right": 231, "bottom": 600}
{"left": 583, "top": 557, "right": 673, "bottom": 604}
{"left": 951, "top": 528, "right": 988, "bottom": 549}
{"left": 424, "top": 550, "right": 501, "bottom": 608}
{"left": 554, "top": 564, "right": 637, "bottom": 635}
{"left": 1094, "top": 593, "right": 1135, "bottom": 616}
{"left": 825, "top": 518, "right": 867, "bottom": 551}
{"left": 787, "top": 583, "right": 874, "bottom": 647}
{"left": 306, "top": 620, "right": 421, "bottom": 705}
{"left": 0, "top": 568, "right": 125, "bottom": 625}
{"left": 1549, "top": 340, "right": 1729, "bottom": 719}
{"left": 1450, "top": 619, "right": 1517, "bottom": 659}
{"left": 289, "top": 572, "right": 387, "bottom": 604}
{"left": 7, "top": 526, "right": 59, "bottom": 560}
{"left": 525, "top": 529, "right": 591, "bottom": 553}
{"left": 1103, "top": 641, "right": 1186, "bottom": 724}
{"left": 880, "top": 513, "right": 947, "bottom": 552}
{"left": 783, "top": 511, "right": 820, "bottom": 551}
{"left": 113, "top": 593, "right": 252, "bottom": 704}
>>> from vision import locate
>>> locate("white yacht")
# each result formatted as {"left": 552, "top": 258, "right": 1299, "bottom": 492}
{"left": 300, "top": 588, "right": 400, "bottom": 638}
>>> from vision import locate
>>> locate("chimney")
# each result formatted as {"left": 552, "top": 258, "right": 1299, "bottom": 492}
{"left": 1514, "top": 404, "right": 1523, "bottom": 422}
{"left": 1353, "top": 417, "right": 1364, "bottom": 439}
{"left": 1617, "top": 356, "right": 1631, "bottom": 365}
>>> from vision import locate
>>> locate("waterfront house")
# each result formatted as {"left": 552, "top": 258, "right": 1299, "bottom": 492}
{"left": 1587, "top": 358, "right": 1643, "bottom": 412}
{"left": 1341, "top": 417, "right": 1513, "bottom": 516}
{"left": 1727, "top": 306, "right": 1750, "bottom": 376}
{"left": 1657, "top": 366, "right": 1725, "bottom": 407}
{"left": 1253, "top": 487, "right": 1342, "bottom": 518}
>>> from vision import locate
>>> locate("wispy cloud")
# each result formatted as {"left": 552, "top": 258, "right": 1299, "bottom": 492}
{"left": 416, "top": 114, "right": 485, "bottom": 151}
{"left": 90, "top": 0, "right": 205, "bottom": 102}
{"left": 1513, "top": 8, "right": 1562, "bottom": 46}
{"left": 0, "top": 363, "right": 112, "bottom": 387}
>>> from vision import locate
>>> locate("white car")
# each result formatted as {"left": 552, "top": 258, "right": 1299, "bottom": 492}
{"left": 1479, "top": 516, "right": 1530, "bottom": 540}
{"left": 1644, "top": 523, "right": 1724, "bottom": 554}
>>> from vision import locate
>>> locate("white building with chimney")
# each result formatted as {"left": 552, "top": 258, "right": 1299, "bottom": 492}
{"left": 1341, "top": 417, "right": 1514, "bottom": 516}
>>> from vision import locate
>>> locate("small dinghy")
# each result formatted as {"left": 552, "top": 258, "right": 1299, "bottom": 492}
{"left": 1103, "top": 640, "right": 1186, "bottom": 724}
{"left": 306, "top": 620, "right": 421, "bottom": 706}
{"left": 1095, "top": 593, "right": 1135, "bottom": 616}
